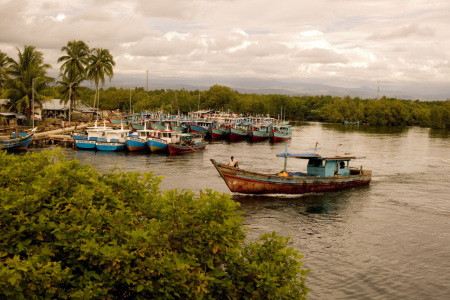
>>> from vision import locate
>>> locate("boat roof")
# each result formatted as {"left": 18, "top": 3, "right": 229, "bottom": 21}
{"left": 276, "top": 153, "right": 361, "bottom": 160}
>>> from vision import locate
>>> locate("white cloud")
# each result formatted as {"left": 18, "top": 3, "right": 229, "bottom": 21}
{"left": 1, "top": 0, "right": 450, "bottom": 96}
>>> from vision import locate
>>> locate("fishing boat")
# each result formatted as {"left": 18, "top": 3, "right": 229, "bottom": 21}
{"left": 249, "top": 124, "right": 271, "bottom": 142}
{"left": 188, "top": 121, "right": 211, "bottom": 134}
{"left": 125, "top": 124, "right": 154, "bottom": 151}
{"left": 96, "top": 126, "right": 131, "bottom": 151}
{"left": 270, "top": 124, "right": 292, "bottom": 142}
{"left": 211, "top": 147, "right": 371, "bottom": 194}
{"left": 0, "top": 128, "right": 36, "bottom": 151}
{"left": 146, "top": 129, "right": 183, "bottom": 152}
{"left": 167, "top": 133, "right": 207, "bottom": 154}
{"left": 227, "top": 123, "right": 249, "bottom": 142}
{"left": 149, "top": 122, "right": 166, "bottom": 131}
{"left": 75, "top": 122, "right": 110, "bottom": 150}
{"left": 208, "top": 123, "right": 228, "bottom": 139}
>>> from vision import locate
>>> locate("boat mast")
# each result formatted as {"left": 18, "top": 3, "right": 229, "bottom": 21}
{"left": 283, "top": 144, "right": 288, "bottom": 171}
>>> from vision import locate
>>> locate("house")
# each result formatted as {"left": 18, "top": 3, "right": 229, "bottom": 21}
{"left": 0, "top": 99, "right": 9, "bottom": 112}
{"left": 40, "top": 99, "right": 101, "bottom": 121}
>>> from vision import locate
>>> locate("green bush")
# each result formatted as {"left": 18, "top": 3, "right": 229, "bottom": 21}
{"left": 0, "top": 149, "right": 309, "bottom": 299}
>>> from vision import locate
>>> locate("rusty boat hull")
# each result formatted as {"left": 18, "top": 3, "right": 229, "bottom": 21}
{"left": 211, "top": 159, "right": 372, "bottom": 194}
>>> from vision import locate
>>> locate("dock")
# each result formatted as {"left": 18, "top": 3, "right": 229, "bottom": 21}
{"left": 32, "top": 123, "right": 89, "bottom": 147}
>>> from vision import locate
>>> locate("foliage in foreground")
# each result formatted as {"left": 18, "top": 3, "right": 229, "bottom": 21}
{"left": 0, "top": 149, "right": 309, "bottom": 299}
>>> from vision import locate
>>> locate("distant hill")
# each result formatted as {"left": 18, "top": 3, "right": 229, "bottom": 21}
{"left": 75, "top": 74, "right": 449, "bottom": 101}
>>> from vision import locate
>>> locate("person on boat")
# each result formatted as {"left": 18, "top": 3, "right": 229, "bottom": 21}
{"left": 228, "top": 156, "right": 239, "bottom": 168}
{"left": 340, "top": 161, "right": 345, "bottom": 168}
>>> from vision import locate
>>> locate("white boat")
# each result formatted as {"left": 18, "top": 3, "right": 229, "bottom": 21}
{"left": 96, "top": 124, "right": 131, "bottom": 151}
{"left": 75, "top": 121, "right": 109, "bottom": 150}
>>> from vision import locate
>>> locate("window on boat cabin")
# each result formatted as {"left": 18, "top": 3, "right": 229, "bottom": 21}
{"left": 308, "top": 159, "right": 323, "bottom": 167}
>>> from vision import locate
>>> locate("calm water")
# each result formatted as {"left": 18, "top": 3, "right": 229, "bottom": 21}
{"left": 28, "top": 122, "right": 450, "bottom": 299}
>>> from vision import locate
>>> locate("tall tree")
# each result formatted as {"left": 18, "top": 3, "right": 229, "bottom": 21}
{"left": 57, "top": 69, "right": 85, "bottom": 116}
{"left": 57, "top": 40, "right": 90, "bottom": 123}
{"left": 57, "top": 40, "right": 90, "bottom": 77}
{"left": 0, "top": 50, "right": 11, "bottom": 95}
{"left": 86, "top": 48, "right": 115, "bottom": 111}
{"left": 3, "top": 45, "right": 51, "bottom": 116}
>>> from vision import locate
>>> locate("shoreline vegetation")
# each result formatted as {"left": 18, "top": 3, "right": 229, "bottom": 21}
{"left": 1, "top": 41, "right": 449, "bottom": 131}
{"left": 0, "top": 149, "right": 309, "bottom": 299}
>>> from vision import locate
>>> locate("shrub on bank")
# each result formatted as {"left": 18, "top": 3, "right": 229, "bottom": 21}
{"left": 0, "top": 149, "right": 309, "bottom": 299}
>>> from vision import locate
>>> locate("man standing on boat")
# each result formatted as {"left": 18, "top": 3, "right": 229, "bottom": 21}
{"left": 228, "top": 156, "right": 239, "bottom": 168}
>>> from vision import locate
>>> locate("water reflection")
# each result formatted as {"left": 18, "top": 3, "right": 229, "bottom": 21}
{"left": 321, "top": 123, "right": 411, "bottom": 135}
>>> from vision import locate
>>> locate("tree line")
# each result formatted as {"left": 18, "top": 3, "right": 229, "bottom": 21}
{"left": 1, "top": 43, "right": 449, "bottom": 129}
{"left": 77, "top": 85, "right": 449, "bottom": 129}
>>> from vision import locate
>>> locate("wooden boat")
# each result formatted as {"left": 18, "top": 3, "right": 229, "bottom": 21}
{"left": 208, "top": 124, "right": 227, "bottom": 139}
{"left": 146, "top": 129, "right": 183, "bottom": 152}
{"left": 125, "top": 124, "right": 153, "bottom": 151}
{"left": 0, "top": 128, "right": 36, "bottom": 151}
{"left": 168, "top": 133, "right": 206, "bottom": 154}
{"left": 249, "top": 124, "right": 270, "bottom": 142}
{"left": 270, "top": 124, "right": 292, "bottom": 142}
{"left": 149, "top": 122, "right": 166, "bottom": 131}
{"left": 211, "top": 149, "right": 371, "bottom": 194}
{"left": 188, "top": 121, "right": 210, "bottom": 134}
{"left": 227, "top": 124, "right": 249, "bottom": 142}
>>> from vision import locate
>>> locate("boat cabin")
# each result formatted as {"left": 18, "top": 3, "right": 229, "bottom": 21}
{"left": 306, "top": 157, "right": 350, "bottom": 177}
{"left": 277, "top": 153, "right": 359, "bottom": 177}
{"left": 102, "top": 129, "right": 131, "bottom": 143}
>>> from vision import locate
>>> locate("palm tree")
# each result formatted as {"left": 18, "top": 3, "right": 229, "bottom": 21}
{"left": 86, "top": 48, "right": 115, "bottom": 113}
{"left": 57, "top": 40, "right": 90, "bottom": 77}
{"left": 57, "top": 40, "right": 90, "bottom": 124}
{"left": 58, "top": 69, "right": 84, "bottom": 117}
{"left": 0, "top": 50, "right": 11, "bottom": 95}
{"left": 3, "top": 45, "right": 52, "bottom": 117}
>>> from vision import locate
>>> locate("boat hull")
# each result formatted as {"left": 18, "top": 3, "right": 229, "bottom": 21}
{"left": 0, "top": 133, "right": 34, "bottom": 150}
{"left": 209, "top": 127, "right": 227, "bottom": 139}
{"left": 250, "top": 130, "right": 269, "bottom": 142}
{"left": 168, "top": 143, "right": 206, "bottom": 154}
{"left": 96, "top": 142, "right": 126, "bottom": 151}
{"left": 75, "top": 140, "right": 96, "bottom": 149}
{"left": 228, "top": 128, "right": 248, "bottom": 142}
{"left": 125, "top": 137, "right": 147, "bottom": 151}
{"left": 188, "top": 123, "right": 208, "bottom": 134}
{"left": 270, "top": 131, "right": 291, "bottom": 143}
{"left": 147, "top": 138, "right": 168, "bottom": 152}
{"left": 211, "top": 159, "right": 371, "bottom": 194}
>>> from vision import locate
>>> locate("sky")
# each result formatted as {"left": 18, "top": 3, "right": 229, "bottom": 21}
{"left": 1, "top": 0, "right": 450, "bottom": 99}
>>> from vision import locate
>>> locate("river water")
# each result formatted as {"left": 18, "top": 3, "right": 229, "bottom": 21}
{"left": 27, "top": 122, "right": 450, "bottom": 299}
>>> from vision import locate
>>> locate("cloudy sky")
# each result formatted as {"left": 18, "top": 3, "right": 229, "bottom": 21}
{"left": 1, "top": 0, "right": 450, "bottom": 98}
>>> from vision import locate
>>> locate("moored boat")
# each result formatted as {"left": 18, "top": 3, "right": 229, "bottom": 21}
{"left": 269, "top": 124, "right": 292, "bottom": 142}
{"left": 0, "top": 128, "right": 36, "bottom": 151}
{"left": 211, "top": 148, "right": 371, "bottom": 194}
{"left": 168, "top": 133, "right": 207, "bottom": 154}
{"left": 208, "top": 124, "right": 227, "bottom": 139}
{"left": 96, "top": 126, "right": 131, "bottom": 151}
{"left": 75, "top": 121, "right": 109, "bottom": 150}
{"left": 125, "top": 126, "right": 153, "bottom": 152}
{"left": 188, "top": 121, "right": 210, "bottom": 134}
{"left": 146, "top": 129, "right": 182, "bottom": 152}
{"left": 249, "top": 124, "right": 271, "bottom": 142}
{"left": 227, "top": 124, "right": 249, "bottom": 142}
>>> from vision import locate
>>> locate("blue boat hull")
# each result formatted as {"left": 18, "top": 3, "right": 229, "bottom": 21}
{"left": 96, "top": 142, "right": 126, "bottom": 151}
{"left": 147, "top": 138, "right": 167, "bottom": 152}
{"left": 75, "top": 140, "right": 96, "bottom": 149}
{"left": 125, "top": 138, "right": 147, "bottom": 151}
{"left": 0, "top": 133, "right": 34, "bottom": 150}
